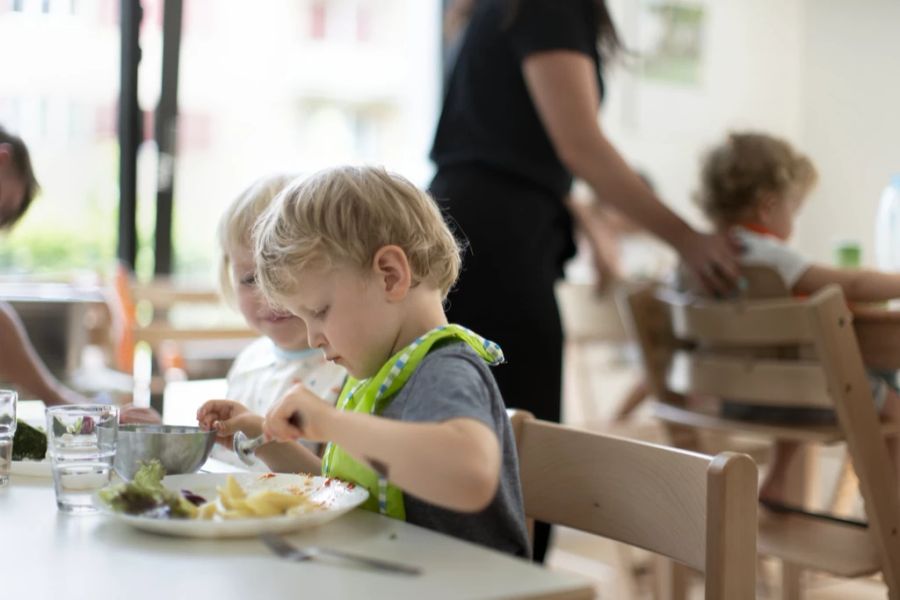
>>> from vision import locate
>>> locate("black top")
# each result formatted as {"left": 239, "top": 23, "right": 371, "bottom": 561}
{"left": 431, "top": 0, "right": 604, "bottom": 199}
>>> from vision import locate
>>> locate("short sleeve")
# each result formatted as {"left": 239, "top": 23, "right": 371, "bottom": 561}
{"left": 395, "top": 348, "right": 498, "bottom": 432}
{"left": 507, "top": 0, "right": 597, "bottom": 61}
{"left": 737, "top": 230, "right": 812, "bottom": 287}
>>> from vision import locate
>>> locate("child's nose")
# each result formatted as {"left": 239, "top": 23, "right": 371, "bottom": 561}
{"left": 307, "top": 328, "right": 326, "bottom": 349}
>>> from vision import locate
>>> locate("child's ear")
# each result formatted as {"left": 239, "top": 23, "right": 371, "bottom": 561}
{"left": 760, "top": 192, "right": 778, "bottom": 208}
{"left": 755, "top": 192, "right": 778, "bottom": 221}
{"left": 372, "top": 245, "right": 412, "bottom": 300}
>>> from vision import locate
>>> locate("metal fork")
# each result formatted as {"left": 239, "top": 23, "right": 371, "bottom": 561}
{"left": 259, "top": 532, "right": 421, "bottom": 576}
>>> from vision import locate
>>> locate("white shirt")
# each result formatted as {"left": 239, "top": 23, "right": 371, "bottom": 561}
{"left": 211, "top": 337, "right": 347, "bottom": 469}
{"left": 733, "top": 226, "right": 811, "bottom": 288}
{"left": 226, "top": 337, "right": 346, "bottom": 414}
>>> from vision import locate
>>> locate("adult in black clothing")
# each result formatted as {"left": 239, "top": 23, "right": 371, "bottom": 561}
{"left": 429, "top": 0, "right": 739, "bottom": 562}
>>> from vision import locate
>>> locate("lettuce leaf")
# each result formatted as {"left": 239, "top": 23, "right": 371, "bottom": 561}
{"left": 98, "top": 460, "right": 197, "bottom": 519}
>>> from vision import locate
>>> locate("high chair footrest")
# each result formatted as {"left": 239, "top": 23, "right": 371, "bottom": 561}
{"left": 759, "top": 511, "right": 880, "bottom": 577}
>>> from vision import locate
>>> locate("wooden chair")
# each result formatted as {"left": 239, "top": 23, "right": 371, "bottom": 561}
{"left": 555, "top": 280, "right": 650, "bottom": 423}
{"left": 107, "top": 264, "right": 256, "bottom": 386}
{"left": 508, "top": 409, "right": 758, "bottom": 600}
{"left": 620, "top": 282, "right": 900, "bottom": 599}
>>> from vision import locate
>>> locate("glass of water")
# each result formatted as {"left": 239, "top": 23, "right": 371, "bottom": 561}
{"left": 0, "top": 390, "right": 16, "bottom": 487}
{"left": 45, "top": 404, "right": 118, "bottom": 513}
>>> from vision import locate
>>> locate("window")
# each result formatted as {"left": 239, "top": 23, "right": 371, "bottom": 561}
{"left": 1, "top": 0, "right": 442, "bottom": 283}
{"left": 0, "top": 3, "right": 120, "bottom": 274}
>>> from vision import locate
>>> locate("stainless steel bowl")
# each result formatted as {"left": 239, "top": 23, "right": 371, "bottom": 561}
{"left": 114, "top": 425, "right": 216, "bottom": 480}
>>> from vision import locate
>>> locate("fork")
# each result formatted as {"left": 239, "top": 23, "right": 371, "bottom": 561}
{"left": 232, "top": 412, "right": 305, "bottom": 466}
{"left": 259, "top": 532, "right": 421, "bottom": 576}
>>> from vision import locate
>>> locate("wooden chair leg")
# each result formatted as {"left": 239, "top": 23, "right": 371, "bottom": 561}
{"left": 573, "top": 341, "right": 599, "bottom": 423}
{"left": 662, "top": 422, "right": 703, "bottom": 453}
{"left": 782, "top": 446, "right": 820, "bottom": 507}
{"left": 827, "top": 452, "right": 859, "bottom": 515}
{"left": 781, "top": 562, "right": 802, "bottom": 600}
{"left": 652, "top": 556, "right": 690, "bottom": 600}
{"left": 611, "top": 543, "right": 640, "bottom": 600}
{"left": 614, "top": 379, "right": 650, "bottom": 421}
{"left": 562, "top": 339, "right": 598, "bottom": 424}
{"left": 757, "top": 556, "right": 777, "bottom": 599}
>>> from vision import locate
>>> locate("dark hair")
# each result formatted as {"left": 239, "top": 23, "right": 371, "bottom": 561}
{"left": 0, "top": 124, "right": 39, "bottom": 229}
{"left": 505, "top": 0, "right": 623, "bottom": 62}
{"left": 696, "top": 132, "right": 818, "bottom": 227}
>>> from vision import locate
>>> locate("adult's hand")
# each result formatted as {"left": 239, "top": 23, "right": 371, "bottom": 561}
{"left": 675, "top": 231, "right": 741, "bottom": 296}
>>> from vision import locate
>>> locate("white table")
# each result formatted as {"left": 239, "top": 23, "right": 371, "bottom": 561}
{"left": 0, "top": 473, "right": 593, "bottom": 600}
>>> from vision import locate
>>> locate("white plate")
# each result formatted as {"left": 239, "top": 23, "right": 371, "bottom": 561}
{"left": 10, "top": 458, "right": 51, "bottom": 477}
{"left": 96, "top": 472, "right": 369, "bottom": 538}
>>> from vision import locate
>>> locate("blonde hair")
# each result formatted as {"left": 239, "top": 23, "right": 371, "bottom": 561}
{"left": 696, "top": 132, "right": 818, "bottom": 226}
{"left": 216, "top": 174, "right": 298, "bottom": 305}
{"left": 253, "top": 165, "right": 461, "bottom": 307}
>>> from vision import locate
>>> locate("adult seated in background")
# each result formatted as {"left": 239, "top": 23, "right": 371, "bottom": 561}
{"left": 0, "top": 125, "right": 36, "bottom": 230}
{"left": 0, "top": 124, "right": 158, "bottom": 423}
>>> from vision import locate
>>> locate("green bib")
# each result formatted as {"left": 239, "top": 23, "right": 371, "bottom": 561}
{"left": 321, "top": 324, "right": 504, "bottom": 519}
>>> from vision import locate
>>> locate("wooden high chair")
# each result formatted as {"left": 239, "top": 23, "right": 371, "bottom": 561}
{"left": 620, "top": 282, "right": 900, "bottom": 599}
{"left": 555, "top": 280, "right": 645, "bottom": 424}
{"left": 508, "top": 409, "right": 758, "bottom": 600}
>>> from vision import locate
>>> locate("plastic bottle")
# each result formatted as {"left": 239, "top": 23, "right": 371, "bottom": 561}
{"left": 874, "top": 175, "right": 900, "bottom": 271}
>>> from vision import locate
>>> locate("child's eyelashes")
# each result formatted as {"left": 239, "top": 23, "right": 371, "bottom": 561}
{"left": 239, "top": 273, "right": 257, "bottom": 287}
{"left": 312, "top": 306, "right": 329, "bottom": 319}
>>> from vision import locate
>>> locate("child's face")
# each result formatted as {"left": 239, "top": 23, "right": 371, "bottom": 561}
{"left": 761, "top": 189, "right": 806, "bottom": 240}
{"left": 229, "top": 244, "right": 310, "bottom": 351}
{"left": 281, "top": 263, "right": 403, "bottom": 380}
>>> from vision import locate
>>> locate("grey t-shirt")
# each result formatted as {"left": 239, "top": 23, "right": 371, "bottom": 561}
{"left": 380, "top": 342, "right": 531, "bottom": 558}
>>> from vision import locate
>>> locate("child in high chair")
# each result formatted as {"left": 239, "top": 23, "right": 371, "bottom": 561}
{"left": 197, "top": 175, "right": 346, "bottom": 470}
{"left": 695, "top": 131, "right": 900, "bottom": 507}
{"left": 237, "top": 165, "right": 528, "bottom": 557}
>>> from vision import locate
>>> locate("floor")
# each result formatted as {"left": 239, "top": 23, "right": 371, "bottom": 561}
{"left": 547, "top": 340, "right": 889, "bottom": 599}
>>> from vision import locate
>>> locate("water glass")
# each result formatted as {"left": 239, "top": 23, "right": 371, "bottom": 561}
{"left": 0, "top": 390, "right": 16, "bottom": 487}
{"left": 45, "top": 404, "right": 118, "bottom": 513}
{"left": 833, "top": 239, "right": 862, "bottom": 268}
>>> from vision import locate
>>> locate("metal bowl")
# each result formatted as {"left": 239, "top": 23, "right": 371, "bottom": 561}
{"left": 114, "top": 425, "right": 216, "bottom": 480}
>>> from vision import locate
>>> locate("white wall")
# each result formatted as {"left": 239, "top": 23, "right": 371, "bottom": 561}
{"left": 794, "top": 0, "right": 900, "bottom": 265}
{"left": 601, "top": 0, "right": 900, "bottom": 267}
{"left": 603, "top": 0, "right": 805, "bottom": 226}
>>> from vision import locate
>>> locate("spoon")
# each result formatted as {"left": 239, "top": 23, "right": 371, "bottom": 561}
{"left": 231, "top": 412, "right": 304, "bottom": 466}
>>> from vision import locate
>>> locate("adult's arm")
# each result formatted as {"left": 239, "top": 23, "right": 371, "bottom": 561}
{"left": 565, "top": 196, "right": 623, "bottom": 291}
{"left": 522, "top": 50, "right": 738, "bottom": 293}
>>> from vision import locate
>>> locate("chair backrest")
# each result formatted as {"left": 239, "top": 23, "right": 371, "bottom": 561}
{"left": 619, "top": 283, "right": 900, "bottom": 587}
{"left": 737, "top": 264, "right": 792, "bottom": 299}
{"left": 106, "top": 263, "right": 257, "bottom": 376}
{"left": 554, "top": 281, "right": 628, "bottom": 343}
{"left": 508, "top": 410, "right": 758, "bottom": 600}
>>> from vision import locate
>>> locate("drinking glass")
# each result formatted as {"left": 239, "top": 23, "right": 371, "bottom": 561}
{"left": 0, "top": 390, "right": 16, "bottom": 487}
{"left": 45, "top": 404, "right": 118, "bottom": 513}
{"left": 833, "top": 239, "right": 862, "bottom": 268}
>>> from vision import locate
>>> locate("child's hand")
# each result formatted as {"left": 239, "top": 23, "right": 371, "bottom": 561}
{"left": 263, "top": 384, "right": 333, "bottom": 443}
{"left": 197, "top": 400, "right": 261, "bottom": 448}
